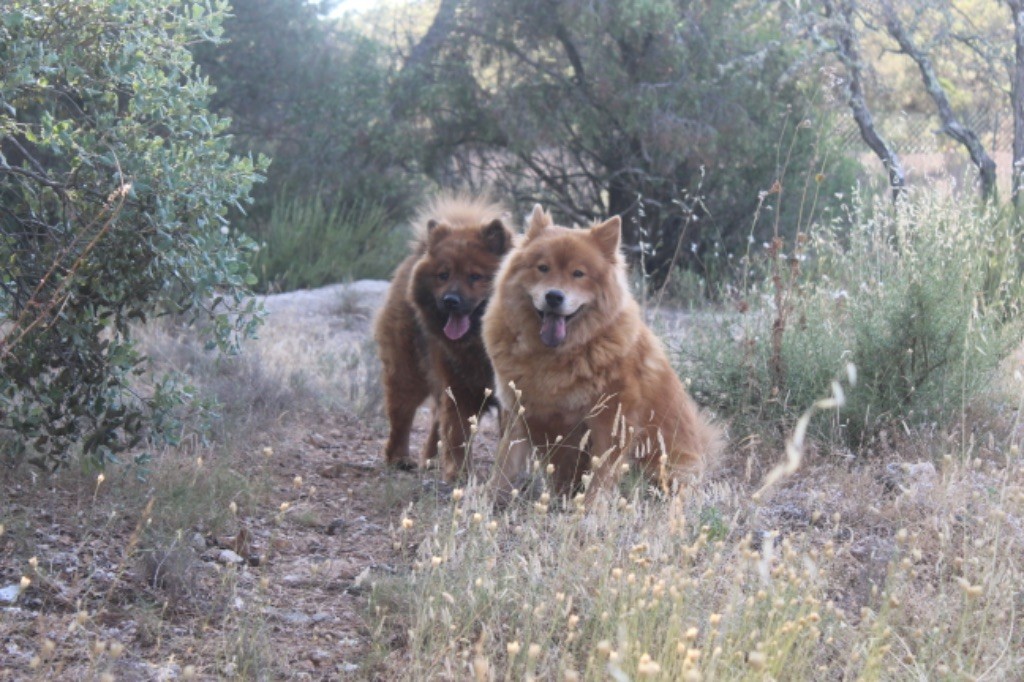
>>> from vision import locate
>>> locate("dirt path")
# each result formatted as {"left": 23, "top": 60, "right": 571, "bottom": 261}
{"left": 0, "top": 280, "right": 504, "bottom": 680}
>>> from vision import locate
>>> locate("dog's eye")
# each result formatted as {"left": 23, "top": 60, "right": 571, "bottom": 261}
{"left": 438, "top": 272, "right": 450, "bottom": 281}
{"left": 538, "top": 264, "right": 549, "bottom": 273}
{"left": 469, "top": 273, "right": 484, "bottom": 283}
{"left": 573, "top": 269, "right": 585, "bottom": 278}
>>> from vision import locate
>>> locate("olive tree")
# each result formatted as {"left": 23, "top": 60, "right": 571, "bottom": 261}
{"left": 399, "top": 0, "right": 842, "bottom": 280}
{"left": 0, "top": 0, "right": 266, "bottom": 468}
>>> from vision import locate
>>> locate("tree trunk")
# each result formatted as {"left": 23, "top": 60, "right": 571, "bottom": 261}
{"left": 391, "top": 0, "right": 462, "bottom": 118}
{"left": 820, "top": 0, "right": 906, "bottom": 202}
{"left": 1008, "top": 0, "right": 1024, "bottom": 209}
{"left": 882, "top": 3, "right": 997, "bottom": 201}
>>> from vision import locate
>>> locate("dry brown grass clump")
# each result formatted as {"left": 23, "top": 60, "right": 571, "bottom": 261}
{"left": 368, "top": 375, "right": 1024, "bottom": 680}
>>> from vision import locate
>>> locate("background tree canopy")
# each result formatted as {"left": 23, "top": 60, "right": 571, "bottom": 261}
{"left": 190, "top": 0, "right": 1022, "bottom": 290}
{"left": 399, "top": 0, "right": 848, "bottom": 276}
{"left": 193, "top": 0, "right": 858, "bottom": 290}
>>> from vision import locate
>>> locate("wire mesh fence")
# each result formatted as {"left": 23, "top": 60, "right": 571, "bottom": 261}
{"left": 833, "top": 108, "right": 1014, "bottom": 153}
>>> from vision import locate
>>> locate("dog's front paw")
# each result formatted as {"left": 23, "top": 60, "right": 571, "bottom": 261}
{"left": 386, "top": 458, "right": 418, "bottom": 472}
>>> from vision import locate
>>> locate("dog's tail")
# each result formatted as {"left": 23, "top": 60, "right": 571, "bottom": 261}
{"left": 410, "top": 192, "right": 508, "bottom": 252}
{"left": 691, "top": 411, "right": 726, "bottom": 475}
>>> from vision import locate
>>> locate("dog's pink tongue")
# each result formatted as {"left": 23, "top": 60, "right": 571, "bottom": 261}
{"left": 444, "top": 313, "right": 471, "bottom": 340}
{"left": 539, "top": 313, "right": 567, "bottom": 347}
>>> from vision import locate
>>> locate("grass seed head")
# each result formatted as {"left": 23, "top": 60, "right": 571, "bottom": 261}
{"left": 638, "top": 653, "right": 661, "bottom": 676}
{"left": 473, "top": 655, "right": 490, "bottom": 682}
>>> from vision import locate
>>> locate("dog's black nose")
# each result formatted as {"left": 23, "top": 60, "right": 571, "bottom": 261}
{"left": 545, "top": 290, "right": 565, "bottom": 308}
{"left": 442, "top": 293, "right": 462, "bottom": 311}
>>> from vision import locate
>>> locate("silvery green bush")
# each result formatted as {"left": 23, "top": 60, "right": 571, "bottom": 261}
{"left": 0, "top": 0, "right": 267, "bottom": 468}
{"left": 683, "top": 189, "right": 1023, "bottom": 448}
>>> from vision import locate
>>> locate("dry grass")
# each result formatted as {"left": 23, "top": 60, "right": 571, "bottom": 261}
{"left": 0, "top": 281, "right": 398, "bottom": 679}
{"left": 366, "top": 356, "right": 1024, "bottom": 680}
{"left": 2, "top": 261, "right": 1022, "bottom": 680}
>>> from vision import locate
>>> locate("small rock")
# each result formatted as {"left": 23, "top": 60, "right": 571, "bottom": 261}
{"left": 217, "top": 549, "right": 244, "bottom": 565}
{"left": 271, "top": 538, "right": 293, "bottom": 552}
{"left": 267, "top": 608, "right": 312, "bottom": 625}
{"left": 149, "top": 662, "right": 181, "bottom": 681}
{"left": 189, "top": 533, "right": 206, "bottom": 552}
{"left": 352, "top": 567, "right": 372, "bottom": 589}
{"left": 0, "top": 583, "right": 22, "bottom": 603}
{"left": 318, "top": 463, "right": 345, "bottom": 479}
{"left": 311, "top": 612, "right": 331, "bottom": 624}
{"left": 306, "top": 433, "right": 331, "bottom": 449}
{"left": 906, "top": 461, "right": 938, "bottom": 490}
{"left": 341, "top": 662, "right": 360, "bottom": 673}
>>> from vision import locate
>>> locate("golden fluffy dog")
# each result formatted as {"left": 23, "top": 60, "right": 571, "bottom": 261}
{"left": 483, "top": 205, "right": 722, "bottom": 504}
{"left": 374, "top": 195, "right": 512, "bottom": 482}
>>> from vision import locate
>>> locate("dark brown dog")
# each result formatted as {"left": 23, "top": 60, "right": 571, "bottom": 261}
{"left": 374, "top": 195, "right": 512, "bottom": 482}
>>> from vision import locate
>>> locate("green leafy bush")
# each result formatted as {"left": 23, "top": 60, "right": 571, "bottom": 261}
{"left": 683, "top": 189, "right": 1023, "bottom": 447}
{"left": 0, "top": 0, "right": 266, "bottom": 469}
{"left": 192, "top": 2, "right": 423, "bottom": 239}
{"left": 249, "top": 192, "right": 405, "bottom": 292}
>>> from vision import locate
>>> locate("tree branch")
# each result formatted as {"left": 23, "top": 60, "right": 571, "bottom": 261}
{"left": 818, "top": 0, "right": 906, "bottom": 201}
{"left": 881, "top": 1, "right": 997, "bottom": 200}
{"left": 1006, "top": 0, "right": 1024, "bottom": 207}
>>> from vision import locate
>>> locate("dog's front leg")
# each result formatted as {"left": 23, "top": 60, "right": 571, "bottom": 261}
{"left": 438, "top": 386, "right": 478, "bottom": 483}
{"left": 582, "top": 407, "right": 627, "bottom": 509}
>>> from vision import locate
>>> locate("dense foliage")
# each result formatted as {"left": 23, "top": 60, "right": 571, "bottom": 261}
{"left": 0, "top": 0, "right": 265, "bottom": 468}
{"left": 684, "top": 189, "right": 1024, "bottom": 446}
{"left": 192, "top": 0, "right": 856, "bottom": 290}
{"left": 192, "top": 0, "right": 422, "bottom": 289}
{"left": 398, "top": 0, "right": 855, "bottom": 279}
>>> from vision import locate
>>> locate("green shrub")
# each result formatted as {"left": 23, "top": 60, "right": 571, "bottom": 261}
{"left": 249, "top": 192, "right": 405, "bottom": 292}
{"left": 683, "top": 189, "right": 1023, "bottom": 447}
{"left": 0, "top": 0, "right": 266, "bottom": 469}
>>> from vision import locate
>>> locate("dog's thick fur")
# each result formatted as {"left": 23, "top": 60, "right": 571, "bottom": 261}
{"left": 483, "top": 205, "right": 722, "bottom": 504}
{"left": 374, "top": 195, "right": 513, "bottom": 481}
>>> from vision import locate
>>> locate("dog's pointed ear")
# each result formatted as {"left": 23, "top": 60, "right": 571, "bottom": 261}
{"left": 426, "top": 219, "right": 451, "bottom": 247}
{"left": 481, "top": 218, "right": 511, "bottom": 255}
{"left": 590, "top": 215, "right": 622, "bottom": 260}
{"left": 525, "top": 204, "right": 551, "bottom": 241}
